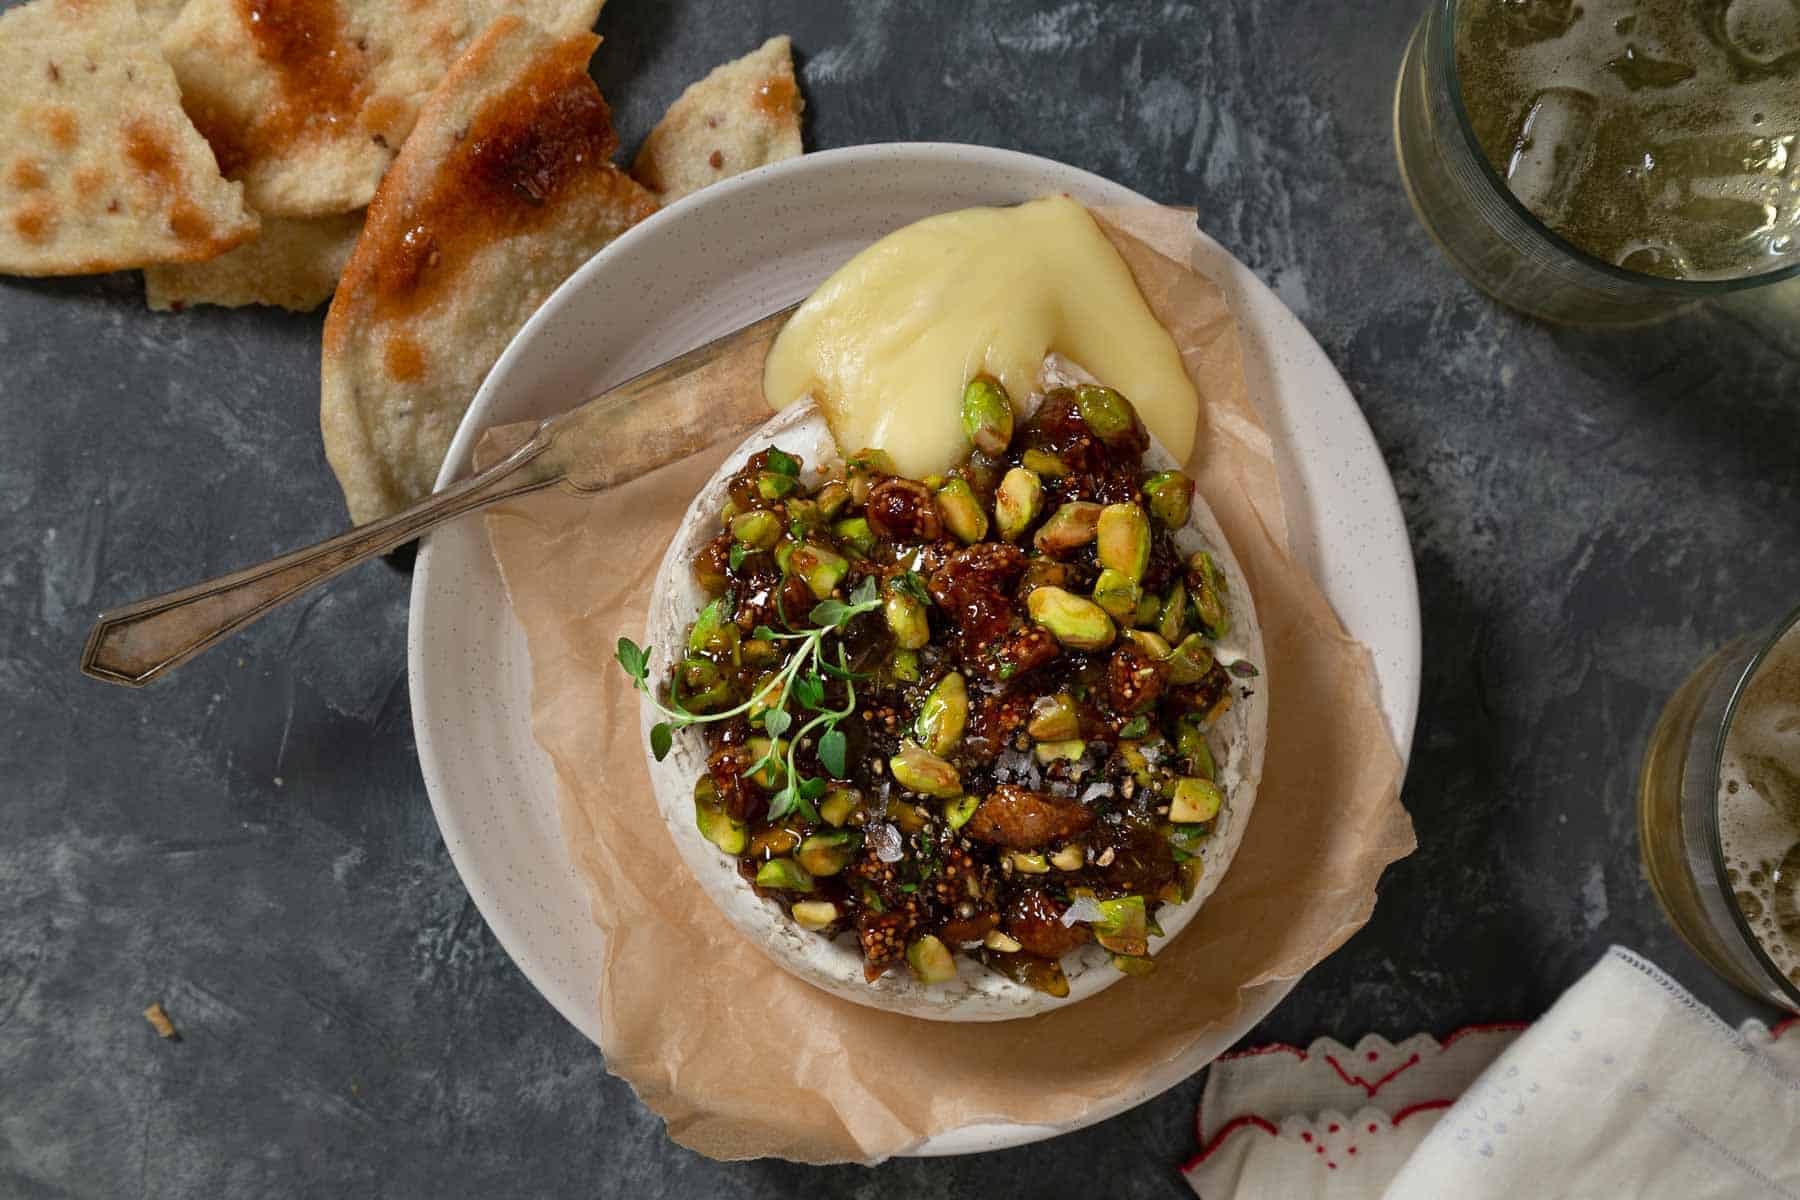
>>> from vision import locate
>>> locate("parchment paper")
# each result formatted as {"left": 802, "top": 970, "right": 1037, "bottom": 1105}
{"left": 473, "top": 205, "right": 1416, "bottom": 1163}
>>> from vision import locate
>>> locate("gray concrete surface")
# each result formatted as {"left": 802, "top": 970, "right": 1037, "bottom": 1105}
{"left": 3, "top": 1, "right": 1796, "bottom": 1195}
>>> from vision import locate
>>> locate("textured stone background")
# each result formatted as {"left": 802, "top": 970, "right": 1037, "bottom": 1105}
{"left": 4, "top": 1, "right": 1798, "bottom": 1195}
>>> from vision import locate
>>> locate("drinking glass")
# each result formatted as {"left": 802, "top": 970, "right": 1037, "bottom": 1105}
{"left": 1392, "top": 0, "right": 1800, "bottom": 326}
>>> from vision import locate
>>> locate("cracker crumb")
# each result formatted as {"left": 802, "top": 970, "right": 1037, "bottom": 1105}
{"left": 143, "top": 1002, "right": 177, "bottom": 1039}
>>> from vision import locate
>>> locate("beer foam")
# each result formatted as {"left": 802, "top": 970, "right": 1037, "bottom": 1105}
{"left": 1718, "top": 618, "right": 1800, "bottom": 986}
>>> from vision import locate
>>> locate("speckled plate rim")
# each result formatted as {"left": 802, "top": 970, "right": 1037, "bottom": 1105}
{"left": 408, "top": 143, "right": 1422, "bottom": 1158}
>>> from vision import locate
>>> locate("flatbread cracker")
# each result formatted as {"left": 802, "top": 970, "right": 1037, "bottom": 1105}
{"left": 0, "top": 0, "right": 257, "bottom": 276}
{"left": 145, "top": 211, "right": 363, "bottom": 311}
{"left": 320, "top": 17, "right": 657, "bottom": 524}
{"left": 161, "top": 0, "right": 607, "bottom": 219}
{"left": 631, "top": 35, "right": 803, "bottom": 204}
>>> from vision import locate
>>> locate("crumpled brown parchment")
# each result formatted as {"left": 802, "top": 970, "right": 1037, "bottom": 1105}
{"left": 474, "top": 204, "right": 1415, "bottom": 1164}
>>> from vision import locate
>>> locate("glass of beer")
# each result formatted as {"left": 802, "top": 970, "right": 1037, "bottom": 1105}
{"left": 1394, "top": 0, "right": 1800, "bottom": 324}
{"left": 1639, "top": 604, "right": 1800, "bottom": 1013}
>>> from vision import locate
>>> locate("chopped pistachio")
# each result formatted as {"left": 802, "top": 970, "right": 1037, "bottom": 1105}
{"left": 773, "top": 538, "right": 795, "bottom": 575}
{"left": 676, "top": 657, "right": 733, "bottom": 711}
{"left": 943, "top": 794, "right": 979, "bottom": 830}
{"left": 693, "top": 777, "right": 747, "bottom": 855}
{"left": 1133, "top": 592, "right": 1162, "bottom": 628}
{"left": 791, "top": 900, "right": 839, "bottom": 930}
{"left": 889, "top": 742, "right": 962, "bottom": 798}
{"left": 1020, "top": 448, "right": 1070, "bottom": 478}
{"left": 1111, "top": 954, "right": 1157, "bottom": 977}
{"left": 935, "top": 478, "right": 989, "bottom": 543}
{"left": 1158, "top": 581, "right": 1188, "bottom": 644}
{"left": 915, "top": 671, "right": 969, "bottom": 756}
{"left": 960, "top": 375, "right": 1015, "bottom": 456}
{"left": 983, "top": 929, "right": 1023, "bottom": 953}
{"left": 1143, "top": 470, "right": 1193, "bottom": 528}
{"left": 1074, "top": 384, "right": 1140, "bottom": 447}
{"left": 1026, "top": 693, "right": 1080, "bottom": 741}
{"left": 1034, "top": 738, "right": 1087, "bottom": 764}
{"left": 1091, "top": 895, "right": 1148, "bottom": 955}
{"left": 814, "top": 480, "right": 851, "bottom": 519}
{"left": 1175, "top": 718, "right": 1215, "bottom": 780}
{"left": 887, "top": 800, "right": 932, "bottom": 834}
{"left": 883, "top": 588, "right": 930, "bottom": 650}
{"left": 1124, "top": 629, "right": 1173, "bottom": 660}
{"left": 1019, "top": 557, "right": 1070, "bottom": 596}
{"left": 797, "top": 830, "right": 862, "bottom": 877}
{"left": 742, "top": 636, "right": 779, "bottom": 667}
{"left": 1050, "top": 844, "right": 1086, "bottom": 871}
{"left": 846, "top": 447, "right": 895, "bottom": 505}
{"left": 1096, "top": 503, "right": 1151, "bottom": 581}
{"left": 819, "top": 786, "right": 858, "bottom": 828}
{"left": 888, "top": 647, "right": 922, "bottom": 683}
{"left": 745, "top": 736, "right": 787, "bottom": 790}
{"left": 831, "top": 515, "right": 875, "bottom": 556}
{"left": 1165, "top": 633, "right": 1216, "bottom": 685}
{"left": 1033, "top": 501, "right": 1103, "bottom": 556}
{"left": 1187, "top": 551, "right": 1233, "bottom": 638}
{"left": 785, "top": 497, "right": 824, "bottom": 539}
{"left": 1009, "top": 851, "right": 1051, "bottom": 875}
{"left": 756, "top": 471, "right": 798, "bottom": 501}
{"left": 1027, "top": 586, "right": 1116, "bottom": 651}
{"left": 1092, "top": 567, "right": 1142, "bottom": 622}
{"left": 755, "top": 857, "right": 814, "bottom": 892}
{"left": 687, "top": 597, "right": 740, "bottom": 664}
{"left": 1170, "top": 776, "right": 1223, "bottom": 823}
{"left": 994, "top": 467, "right": 1044, "bottom": 541}
{"left": 746, "top": 671, "right": 786, "bottom": 722}
{"left": 906, "top": 935, "right": 957, "bottom": 984}
{"left": 790, "top": 542, "right": 848, "bottom": 600}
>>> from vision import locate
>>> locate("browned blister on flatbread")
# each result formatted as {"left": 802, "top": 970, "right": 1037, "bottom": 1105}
{"left": 631, "top": 35, "right": 804, "bottom": 204}
{"left": 145, "top": 210, "right": 362, "bottom": 311}
{"left": 320, "top": 17, "right": 658, "bottom": 524}
{"left": 161, "top": 0, "right": 608, "bottom": 219}
{"left": 0, "top": 0, "right": 257, "bottom": 276}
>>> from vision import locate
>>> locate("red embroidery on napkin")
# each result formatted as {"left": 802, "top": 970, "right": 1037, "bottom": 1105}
{"left": 1324, "top": 1051, "right": 1421, "bottom": 1096}
{"left": 1181, "top": 1114, "right": 1279, "bottom": 1171}
{"left": 1391, "top": 1099, "right": 1455, "bottom": 1126}
{"left": 1772, "top": 1017, "right": 1797, "bottom": 1042}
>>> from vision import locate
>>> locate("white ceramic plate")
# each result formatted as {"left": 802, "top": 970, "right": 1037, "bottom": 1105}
{"left": 409, "top": 143, "right": 1421, "bottom": 1156}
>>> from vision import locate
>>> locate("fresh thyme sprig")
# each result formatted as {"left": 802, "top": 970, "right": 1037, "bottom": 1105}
{"left": 615, "top": 575, "right": 881, "bottom": 822}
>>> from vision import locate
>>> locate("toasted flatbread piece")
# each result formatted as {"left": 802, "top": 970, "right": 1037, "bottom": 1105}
{"left": 161, "top": 0, "right": 607, "bottom": 219}
{"left": 631, "top": 35, "right": 803, "bottom": 204}
{"left": 0, "top": 0, "right": 256, "bottom": 276}
{"left": 321, "top": 17, "right": 658, "bottom": 524}
{"left": 145, "top": 211, "right": 362, "bottom": 311}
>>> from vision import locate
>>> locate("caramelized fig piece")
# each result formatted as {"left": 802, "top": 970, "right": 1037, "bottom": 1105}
{"left": 964, "top": 784, "right": 1096, "bottom": 849}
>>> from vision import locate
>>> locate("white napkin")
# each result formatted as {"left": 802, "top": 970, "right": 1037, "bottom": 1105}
{"left": 1184, "top": 947, "right": 1800, "bottom": 1200}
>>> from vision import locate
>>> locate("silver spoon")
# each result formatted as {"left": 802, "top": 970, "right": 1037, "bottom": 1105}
{"left": 81, "top": 304, "right": 796, "bottom": 687}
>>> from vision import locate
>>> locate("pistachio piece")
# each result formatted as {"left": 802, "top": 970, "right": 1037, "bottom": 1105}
{"left": 1073, "top": 384, "right": 1141, "bottom": 447}
{"left": 693, "top": 777, "right": 747, "bottom": 855}
{"left": 960, "top": 375, "right": 1015, "bottom": 456}
{"left": 1019, "top": 557, "right": 1070, "bottom": 596}
{"left": 791, "top": 900, "right": 839, "bottom": 931}
{"left": 1033, "top": 501, "right": 1102, "bottom": 556}
{"left": 994, "top": 467, "right": 1044, "bottom": 542}
{"left": 1187, "top": 550, "right": 1233, "bottom": 638}
{"left": 1097, "top": 503, "right": 1151, "bottom": 581}
{"left": 1020, "top": 448, "right": 1070, "bottom": 478}
{"left": 746, "top": 825, "right": 803, "bottom": 859}
{"left": 1133, "top": 592, "right": 1162, "bottom": 628}
{"left": 1175, "top": 856, "right": 1204, "bottom": 901}
{"left": 745, "top": 736, "right": 787, "bottom": 790}
{"left": 755, "top": 857, "right": 814, "bottom": 892}
{"left": 1124, "top": 629, "right": 1173, "bottom": 660}
{"left": 814, "top": 480, "right": 851, "bottom": 519}
{"left": 1142, "top": 470, "right": 1194, "bottom": 528}
{"left": 773, "top": 537, "right": 795, "bottom": 575}
{"left": 746, "top": 671, "right": 786, "bottom": 721}
{"left": 1175, "top": 718, "right": 1215, "bottom": 780}
{"left": 785, "top": 497, "right": 824, "bottom": 539}
{"left": 1158, "top": 581, "right": 1188, "bottom": 645}
{"left": 1026, "top": 693, "right": 1080, "bottom": 741}
{"left": 888, "top": 647, "right": 922, "bottom": 683}
{"left": 1170, "top": 776, "right": 1223, "bottom": 824}
{"left": 889, "top": 741, "right": 962, "bottom": 798}
{"left": 983, "top": 929, "right": 1023, "bottom": 953}
{"left": 819, "top": 786, "right": 858, "bottom": 828}
{"left": 687, "top": 597, "right": 740, "bottom": 664}
{"left": 756, "top": 470, "right": 798, "bottom": 501}
{"left": 883, "top": 588, "right": 930, "bottom": 650}
{"left": 984, "top": 949, "right": 1070, "bottom": 996}
{"left": 796, "top": 829, "right": 862, "bottom": 877}
{"left": 1092, "top": 567, "right": 1143, "bottom": 622}
{"left": 935, "top": 478, "right": 990, "bottom": 544}
{"left": 676, "top": 657, "right": 733, "bottom": 712}
{"left": 1165, "top": 633, "right": 1217, "bottom": 685}
{"left": 742, "top": 636, "right": 779, "bottom": 667}
{"left": 906, "top": 934, "right": 957, "bottom": 984}
{"left": 887, "top": 800, "right": 932, "bottom": 834}
{"left": 1033, "top": 738, "right": 1087, "bottom": 764}
{"left": 832, "top": 515, "right": 875, "bottom": 556}
{"left": 943, "top": 794, "right": 979, "bottom": 830}
{"left": 915, "top": 671, "right": 969, "bottom": 756}
{"left": 1111, "top": 954, "right": 1157, "bottom": 977}
{"left": 790, "top": 541, "right": 848, "bottom": 600}
{"left": 1091, "top": 895, "right": 1148, "bottom": 955}
{"left": 846, "top": 447, "right": 895, "bottom": 505}
{"left": 1008, "top": 851, "right": 1051, "bottom": 875}
{"left": 1050, "top": 844, "right": 1086, "bottom": 871}
{"left": 1027, "top": 585, "right": 1116, "bottom": 651}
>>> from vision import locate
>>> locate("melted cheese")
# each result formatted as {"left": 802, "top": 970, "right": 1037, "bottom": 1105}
{"left": 762, "top": 195, "right": 1198, "bottom": 478}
